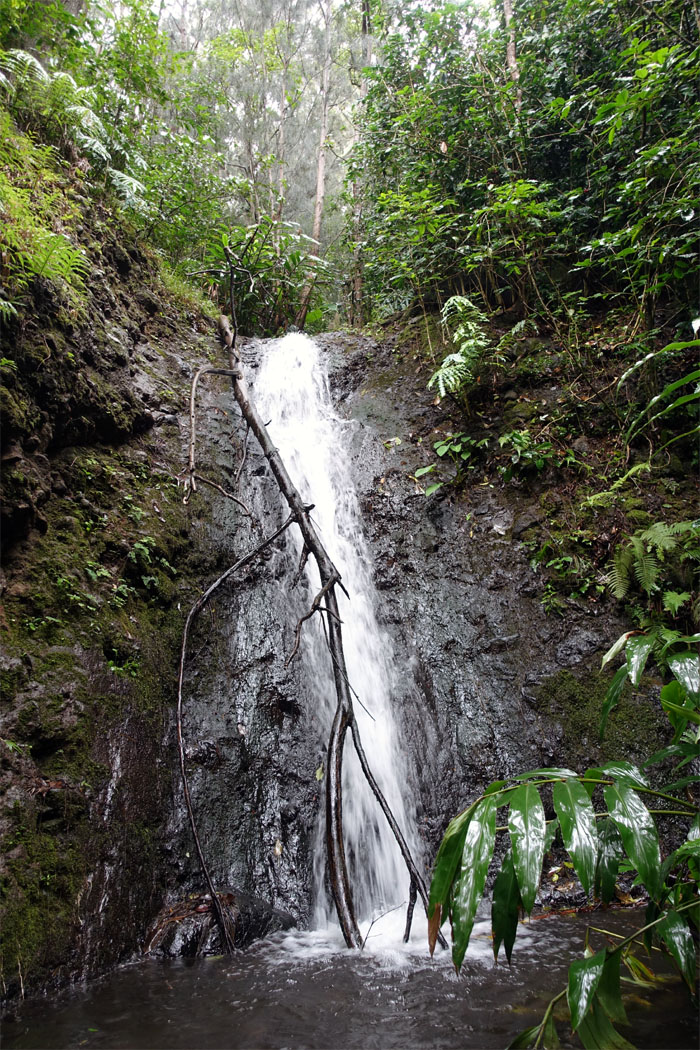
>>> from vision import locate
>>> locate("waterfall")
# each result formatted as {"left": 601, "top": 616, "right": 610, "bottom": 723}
{"left": 253, "top": 333, "right": 420, "bottom": 932}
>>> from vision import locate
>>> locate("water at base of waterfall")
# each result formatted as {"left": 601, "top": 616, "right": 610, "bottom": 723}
{"left": 5, "top": 338, "right": 696, "bottom": 1049}
{"left": 4, "top": 911, "right": 696, "bottom": 1050}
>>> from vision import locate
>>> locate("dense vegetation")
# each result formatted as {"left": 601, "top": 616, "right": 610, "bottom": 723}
{"left": 1, "top": 0, "right": 698, "bottom": 1041}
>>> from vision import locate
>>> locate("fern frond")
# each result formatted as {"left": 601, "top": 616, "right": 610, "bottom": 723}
{"left": 75, "top": 132, "right": 111, "bottom": 164}
{"left": 609, "top": 546, "right": 634, "bottom": 599}
{"left": 66, "top": 104, "right": 107, "bottom": 139}
{"left": 0, "top": 49, "right": 50, "bottom": 83}
{"left": 639, "top": 522, "right": 678, "bottom": 553}
{"left": 633, "top": 549, "right": 660, "bottom": 595}
{"left": 0, "top": 296, "right": 18, "bottom": 322}
{"left": 668, "top": 520, "right": 699, "bottom": 536}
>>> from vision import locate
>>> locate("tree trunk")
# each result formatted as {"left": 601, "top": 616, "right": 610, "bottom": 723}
{"left": 296, "top": 0, "right": 332, "bottom": 329}
{"left": 349, "top": 0, "right": 373, "bottom": 327}
{"left": 503, "top": 0, "right": 522, "bottom": 111}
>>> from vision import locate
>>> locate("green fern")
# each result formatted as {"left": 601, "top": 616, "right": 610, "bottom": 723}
{"left": 608, "top": 546, "right": 634, "bottom": 599}
{"left": 631, "top": 538, "right": 660, "bottom": 595}
{"left": 429, "top": 296, "right": 491, "bottom": 400}
{"left": 638, "top": 521, "right": 679, "bottom": 553}
{"left": 608, "top": 520, "right": 700, "bottom": 611}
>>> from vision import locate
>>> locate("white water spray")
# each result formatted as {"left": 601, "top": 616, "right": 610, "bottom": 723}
{"left": 254, "top": 333, "right": 420, "bottom": 936}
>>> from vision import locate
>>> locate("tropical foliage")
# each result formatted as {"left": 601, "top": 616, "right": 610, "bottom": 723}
{"left": 429, "top": 733, "right": 699, "bottom": 1046}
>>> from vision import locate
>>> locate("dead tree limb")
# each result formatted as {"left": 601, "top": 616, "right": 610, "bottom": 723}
{"left": 176, "top": 516, "right": 294, "bottom": 954}
{"left": 216, "top": 314, "right": 437, "bottom": 950}
{"left": 186, "top": 365, "right": 242, "bottom": 501}
{"left": 350, "top": 720, "right": 448, "bottom": 951}
{"left": 187, "top": 473, "right": 253, "bottom": 517}
{"left": 285, "top": 574, "right": 339, "bottom": 668}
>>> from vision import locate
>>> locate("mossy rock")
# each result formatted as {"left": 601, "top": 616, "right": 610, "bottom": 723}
{"left": 538, "top": 667, "right": 669, "bottom": 772}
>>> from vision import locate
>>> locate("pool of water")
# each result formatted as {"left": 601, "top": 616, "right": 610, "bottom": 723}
{"left": 3, "top": 910, "right": 697, "bottom": 1049}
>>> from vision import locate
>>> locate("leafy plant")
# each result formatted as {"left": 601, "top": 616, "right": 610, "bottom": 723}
{"left": 429, "top": 758, "right": 699, "bottom": 1048}
{"left": 428, "top": 296, "right": 491, "bottom": 402}
{"left": 497, "top": 429, "right": 581, "bottom": 483}
{"left": 607, "top": 520, "right": 700, "bottom": 613}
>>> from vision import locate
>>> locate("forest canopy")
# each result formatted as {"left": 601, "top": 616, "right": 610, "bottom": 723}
{"left": 1, "top": 0, "right": 697, "bottom": 335}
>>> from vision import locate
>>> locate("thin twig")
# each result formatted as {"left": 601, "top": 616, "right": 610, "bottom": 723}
{"left": 361, "top": 901, "right": 406, "bottom": 949}
{"left": 403, "top": 877, "right": 417, "bottom": 943}
{"left": 186, "top": 366, "right": 242, "bottom": 500}
{"left": 188, "top": 473, "right": 253, "bottom": 516}
{"left": 176, "top": 514, "right": 295, "bottom": 953}
{"left": 233, "top": 423, "right": 250, "bottom": 491}
{"left": 286, "top": 574, "right": 340, "bottom": 667}
{"left": 351, "top": 719, "right": 449, "bottom": 952}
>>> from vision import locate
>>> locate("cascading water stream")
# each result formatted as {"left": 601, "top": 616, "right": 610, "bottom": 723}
{"left": 253, "top": 333, "right": 420, "bottom": 934}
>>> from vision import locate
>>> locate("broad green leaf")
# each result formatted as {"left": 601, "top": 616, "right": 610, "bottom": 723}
{"left": 601, "top": 631, "right": 634, "bottom": 668}
{"left": 597, "top": 950, "right": 627, "bottom": 1025}
{"left": 624, "top": 634, "right": 654, "bottom": 686}
{"left": 643, "top": 738, "right": 700, "bottom": 769}
{"left": 516, "top": 767, "right": 578, "bottom": 781}
{"left": 668, "top": 651, "right": 700, "bottom": 699}
{"left": 428, "top": 801, "right": 476, "bottom": 953}
{"left": 660, "top": 679, "right": 700, "bottom": 737}
{"left": 599, "top": 665, "right": 628, "bottom": 740}
{"left": 543, "top": 818, "right": 559, "bottom": 854}
{"left": 567, "top": 949, "right": 605, "bottom": 1032}
{"left": 552, "top": 780, "right": 598, "bottom": 894}
{"left": 542, "top": 1012, "right": 560, "bottom": 1049}
{"left": 451, "top": 794, "right": 497, "bottom": 971}
{"left": 604, "top": 782, "right": 662, "bottom": 898}
{"left": 595, "top": 818, "right": 624, "bottom": 904}
{"left": 659, "top": 775, "right": 700, "bottom": 793}
{"left": 598, "top": 761, "right": 649, "bottom": 790}
{"left": 508, "top": 783, "right": 546, "bottom": 913}
{"left": 492, "top": 850, "right": 521, "bottom": 963}
{"left": 577, "top": 996, "right": 634, "bottom": 1049}
{"left": 657, "top": 910, "right": 697, "bottom": 990}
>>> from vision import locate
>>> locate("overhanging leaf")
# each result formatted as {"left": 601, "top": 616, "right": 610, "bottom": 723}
{"left": 624, "top": 635, "right": 655, "bottom": 687}
{"left": 508, "top": 783, "right": 546, "bottom": 914}
{"left": 599, "top": 665, "right": 629, "bottom": 740}
{"left": 601, "top": 631, "right": 634, "bottom": 668}
{"left": 657, "top": 910, "right": 697, "bottom": 990}
{"left": 604, "top": 782, "right": 662, "bottom": 898}
{"left": 516, "top": 767, "right": 578, "bottom": 781}
{"left": 597, "top": 950, "right": 627, "bottom": 1025}
{"left": 567, "top": 949, "right": 605, "bottom": 1032}
{"left": 428, "top": 801, "right": 477, "bottom": 954}
{"left": 451, "top": 794, "right": 497, "bottom": 971}
{"left": 552, "top": 779, "right": 598, "bottom": 894}
{"left": 577, "top": 995, "right": 634, "bottom": 1049}
{"left": 492, "top": 850, "right": 522, "bottom": 963}
{"left": 668, "top": 651, "right": 700, "bottom": 699}
{"left": 595, "top": 818, "right": 625, "bottom": 904}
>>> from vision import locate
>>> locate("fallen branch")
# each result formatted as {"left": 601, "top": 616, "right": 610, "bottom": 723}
{"left": 186, "top": 473, "right": 253, "bottom": 517}
{"left": 186, "top": 365, "right": 242, "bottom": 501}
{"left": 215, "top": 313, "right": 437, "bottom": 949}
{"left": 285, "top": 574, "right": 340, "bottom": 668}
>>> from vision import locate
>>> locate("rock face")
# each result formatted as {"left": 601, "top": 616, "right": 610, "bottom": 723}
{"left": 1, "top": 309, "right": 668, "bottom": 1002}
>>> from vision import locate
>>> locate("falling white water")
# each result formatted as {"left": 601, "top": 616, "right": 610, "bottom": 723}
{"left": 254, "top": 333, "right": 420, "bottom": 938}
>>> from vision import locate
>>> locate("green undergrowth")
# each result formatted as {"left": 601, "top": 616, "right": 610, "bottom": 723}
{"left": 399, "top": 306, "right": 699, "bottom": 622}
